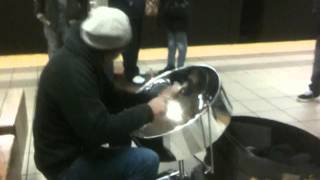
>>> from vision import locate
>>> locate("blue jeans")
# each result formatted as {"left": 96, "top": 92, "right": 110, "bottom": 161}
{"left": 167, "top": 31, "right": 188, "bottom": 68}
{"left": 52, "top": 147, "right": 159, "bottom": 180}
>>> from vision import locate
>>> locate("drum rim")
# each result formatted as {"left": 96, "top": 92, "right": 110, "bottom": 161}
{"left": 135, "top": 64, "right": 226, "bottom": 139}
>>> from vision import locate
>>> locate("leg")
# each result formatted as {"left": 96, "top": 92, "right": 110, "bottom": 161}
{"left": 298, "top": 13, "right": 320, "bottom": 101}
{"left": 43, "top": 25, "right": 61, "bottom": 59}
{"left": 54, "top": 147, "right": 159, "bottom": 180}
{"left": 309, "top": 13, "right": 320, "bottom": 96}
{"left": 43, "top": 0, "right": 67, "bottom": 59}
{"left": 124, "top": 148, "right": 159, "bottom": 180}
{"left": 57, "top": 0, "right": 69, "bottom": 42}
{"left": 176, "top": 32, "right": 188, "bottom": 68}
{"left": 123, "top": 18, "right": 143, "bottom": 81}
{"left": 166, "top": 31, "right": 177, "bottom": 69}
{"left": 309, "top": 37, "right": 320, "bottom": 96}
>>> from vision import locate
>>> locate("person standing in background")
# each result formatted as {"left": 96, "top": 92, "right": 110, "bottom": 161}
{"left": 109, "top": 0, "right": 146, "bottom": 84}
{"left": 158, "top": 0, "right": 191, "bottom": 73}
{"left": 34, "top": 0, "right": 88, "bottom": 58}
{"left": 298, "top": 0, "right": 320, "bottom": 102}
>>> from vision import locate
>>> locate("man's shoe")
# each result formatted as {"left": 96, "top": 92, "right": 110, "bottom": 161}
{"left": 297, "top": 90, "right": 319, "bottom": 102}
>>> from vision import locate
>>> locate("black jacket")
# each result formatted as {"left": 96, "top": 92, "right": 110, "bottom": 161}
{"left": 33, "top": 24, "right": 153, "bottom": 177}
{"left": 159, "top": 0, "right": 191, "bottom": 32}
{"left": 109, "top": 0, "right": 145, "bottom": 19}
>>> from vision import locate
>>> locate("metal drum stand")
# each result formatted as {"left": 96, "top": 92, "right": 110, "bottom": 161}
{"left": 156, "top": 102, "right": 217, "bottom": 180}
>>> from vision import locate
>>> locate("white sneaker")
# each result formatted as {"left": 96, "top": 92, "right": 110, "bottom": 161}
{"left": 132, "top": 75, "right": 146, "bottom": 85}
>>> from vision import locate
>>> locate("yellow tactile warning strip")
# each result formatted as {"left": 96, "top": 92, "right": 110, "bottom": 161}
{"left": 0, "top": 54, "right": 48, "bottom": 69}
{"left": 0, "top": 40, "right": 315, "bottom": 69}
{"left": 139, "top": 40, "right": 315, "bottom": 60}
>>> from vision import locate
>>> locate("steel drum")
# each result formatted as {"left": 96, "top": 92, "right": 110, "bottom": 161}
{"left": 133, "top": 65, "right": 233, "bottom": 161}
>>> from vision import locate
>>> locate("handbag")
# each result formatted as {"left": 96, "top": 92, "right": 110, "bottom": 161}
{"left": 145, "top": 0, "right": 160, "bottom": 16}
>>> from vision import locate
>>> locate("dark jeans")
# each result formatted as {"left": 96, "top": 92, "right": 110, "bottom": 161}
{"left": 44, "top": 24, "right": 64, "bottom": 59}
{"left": 122, "top": 18, "right": 143, "bottom": 81}
{"left": 309, "top": 13, "right": 320, "bottom": 95}
{"left": 51, "top": 147, "right": 159, "bottom": 180}
{"left": 43, "top": 0, "right": 69, "bottom": 59}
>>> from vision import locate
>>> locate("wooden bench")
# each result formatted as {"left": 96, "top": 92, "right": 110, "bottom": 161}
{"left": 0, "top": 89, "right": 28, "bottom": 180}
{"left": 0, "top": 135, "right": 15, "bottom": 180}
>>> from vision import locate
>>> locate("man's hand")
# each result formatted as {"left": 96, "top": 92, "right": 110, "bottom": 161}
{"left": 160, "top": 82, "right": 183, "bottom": 98}
{"left": 36, "top": 13, "right": 44, "bottom": 19}
{"left": 148, "top": 82, "right": 183, "bottom": 119}
{"left": 148, "top": 95, "right": 167, "bottom": 117}
{"left": 36, "top": 13, "right": 51, "bottom": 26}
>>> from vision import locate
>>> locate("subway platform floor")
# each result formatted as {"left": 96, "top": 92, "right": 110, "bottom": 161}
{"left": 0, "top": 40, "right": 320, "bottom": 179}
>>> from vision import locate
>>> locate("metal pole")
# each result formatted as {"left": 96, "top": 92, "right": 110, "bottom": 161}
{"left": 178, "top": 160, "right": 185, "bottom": 179}
{"left": 207, "top": 102, "right": 215, "bottom": 174}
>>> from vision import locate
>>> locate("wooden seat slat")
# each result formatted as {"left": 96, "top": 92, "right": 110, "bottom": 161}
{"left": 0, "top": 135, "right": 15, "bottom": 180}
{"left": 0, "top": 88, "right": 28, "bottom": 180}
